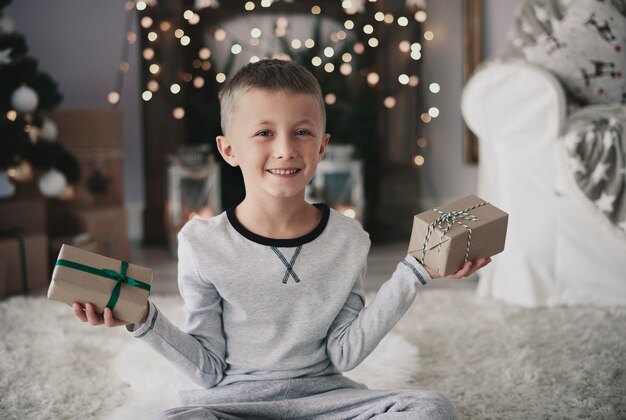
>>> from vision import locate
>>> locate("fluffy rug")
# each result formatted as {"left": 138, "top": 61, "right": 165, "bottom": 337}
{"left": 1, "top": 290, "right": 625, "bottom": 419}
{"left": 0, "top": 294, "right": 419, "bottom": 420}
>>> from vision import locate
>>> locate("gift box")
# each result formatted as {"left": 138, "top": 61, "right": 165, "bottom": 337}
{"left": 50, "top": 108, "right": 124, "bottom": 207}
{"left": 0, "top": 233, "right": 49, "bottom": 296}
{"left": 408, "top": 195, "right": 508, "bottom": 276}
{"left": 48, "top": 206, "right": 129, "bottom": 261}
{"left": 0, "top": 198, "right": 47, "bottom": 234}
{"left": 48, "top": 244, "right": 152, "bottom": 323}
{"left": 50, "top": 108, "right": 123, "bottom": 150}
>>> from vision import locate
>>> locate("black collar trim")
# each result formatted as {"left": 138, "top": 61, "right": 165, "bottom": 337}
{"left": 226, "top": 203, "right": 330, "bottom": 247}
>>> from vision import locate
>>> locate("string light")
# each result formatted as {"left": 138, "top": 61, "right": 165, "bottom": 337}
{"left": 147, "top": 80, "right": 159, "bottom": 92}
{"left": 188, "top": 14, "right": 200, "bottom": 25}
{"left": 367, "top": 72, "right": 379, "bottom": 86}
{"left": 231, "top": 44, "right": 243, "bottom": 54}
{"left": 173, "top": 107, "right": 185, "bottom": 119}
{"left": 340, "top": 63, "right": 352, "bottom": 75}
{"left": 383, "top": 96, "right": 396, "bottom": 108}
{"left": 140, "top": 16, "right": 153, "bottom": 28}
{"left": 198, "top": 48, "right": 211, "bottom": 59}
{"left": 193, "top": 77, "right": 205, "bottom": 88}
{"left": 133, "top": 1, "right": 437, "bottom": 167}
{"left": 415, "top": 10, "right": 427, "bottom": 22}
{"left": 107, "top": 92, "right": 120, "bottom": 105}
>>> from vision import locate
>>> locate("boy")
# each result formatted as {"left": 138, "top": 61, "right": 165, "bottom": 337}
{"left": 74, "top": 59, "right": 490, "bottom": 419}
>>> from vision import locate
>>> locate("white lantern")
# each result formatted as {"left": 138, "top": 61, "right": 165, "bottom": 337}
{"left": 38, "top": 168, "right": 67, "bottom": 197}
{"left": 0, "top": 171, "right": 16, "bottom": 198}
{"left": 11, "top": 85, "right": 39, "bottom": 113}
{"left": 39, "top": 118, "right": 59, "bottom": 141}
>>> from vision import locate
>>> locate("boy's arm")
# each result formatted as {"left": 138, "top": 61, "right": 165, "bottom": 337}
{"left": 127, "top": 234, "right": 227, "bottom": 388}
{"left": 326, "top": 254, "right": 490, "bottom": 372}
{"left": 325, "top": 255, "right": 430, "bottom": 372}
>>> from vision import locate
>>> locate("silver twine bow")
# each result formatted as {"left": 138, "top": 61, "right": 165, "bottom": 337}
{"left": 418, "top": 202, "right": 487, "bottom": 267}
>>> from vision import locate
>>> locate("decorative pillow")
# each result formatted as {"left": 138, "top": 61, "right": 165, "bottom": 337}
{"left": 560, "top": 104, "right": 626, "bottom": 236}
{"left": 522, "top": 0, "right": 626, "bottom": 104}
{"left": 508, "top": 0, "right": 566, "bottom": 48}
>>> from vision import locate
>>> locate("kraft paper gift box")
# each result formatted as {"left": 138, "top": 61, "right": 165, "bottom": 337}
{"left": 48, "top": 244, "right": 152, "bottom": 323}
{"left": 0, "top": 233, "right": 49, "bottom": 296}
{"left": 408, "top": 195, "right": 508, "bottom": 277}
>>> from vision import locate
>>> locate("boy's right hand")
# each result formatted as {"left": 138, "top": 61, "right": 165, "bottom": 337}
{"left": 72, "top": 302, "right": 148, "bottom": 327}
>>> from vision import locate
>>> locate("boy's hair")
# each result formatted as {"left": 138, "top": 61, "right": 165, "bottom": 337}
{"left": 219, "top": 59, "right": 326, "bottom": 134}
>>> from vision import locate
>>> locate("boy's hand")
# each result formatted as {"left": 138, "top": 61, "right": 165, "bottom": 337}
{"left": 72, "top": 302, "right": 149, "bottom": 327}
{"left": 425, "top": 257, "right": 491, "bottom": 280}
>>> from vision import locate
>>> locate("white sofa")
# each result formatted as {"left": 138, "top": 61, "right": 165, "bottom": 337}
{"left": 462, "top": 62, "right": 626, "bottom": 307}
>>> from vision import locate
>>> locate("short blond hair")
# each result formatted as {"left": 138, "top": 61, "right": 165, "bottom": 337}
{"left": 219, "top": 59, "right": 326, "bottom": 134}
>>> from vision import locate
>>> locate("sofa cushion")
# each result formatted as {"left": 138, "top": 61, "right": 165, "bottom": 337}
{"left": 560, "top": 103, "right": 626, "bottom": 235}
{"left": 520, "top": 0, "right": 626, "bottom": 104}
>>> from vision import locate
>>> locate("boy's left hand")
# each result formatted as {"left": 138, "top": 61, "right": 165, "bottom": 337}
{"left": 424, "top": 257, "right": 491, "bottom": 280}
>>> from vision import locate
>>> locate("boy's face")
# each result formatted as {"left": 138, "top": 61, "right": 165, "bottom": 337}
{"left": 216, "top": 88, "right": 330, "bottom": 203}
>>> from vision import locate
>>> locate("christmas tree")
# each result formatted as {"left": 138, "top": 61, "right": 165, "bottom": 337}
{"left": 0, "top": 0, "right": 79, "bottom": 199}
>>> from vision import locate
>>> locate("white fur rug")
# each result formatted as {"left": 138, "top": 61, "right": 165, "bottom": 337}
{"left": 0, "top": 294, "right": 419, "bottom": 420}
{"left": 1, "top": 290, "right": 626, "bottom": 419}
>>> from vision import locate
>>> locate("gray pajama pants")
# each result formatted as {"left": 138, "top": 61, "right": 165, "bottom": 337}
{"left": 156, "top": 374, "right": 457, "bottom": 420}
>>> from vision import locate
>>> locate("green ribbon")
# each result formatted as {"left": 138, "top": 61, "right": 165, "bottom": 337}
{"left": 54, "top": 258, "right": 151, "bottom": 309}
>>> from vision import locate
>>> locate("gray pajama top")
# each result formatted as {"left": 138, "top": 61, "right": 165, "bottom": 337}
{"left": 129, "top": 204, "right": 431, "bottom": 389}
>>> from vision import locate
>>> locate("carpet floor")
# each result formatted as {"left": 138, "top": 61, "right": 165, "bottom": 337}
{"left": 1, "top": 290, "right": 625, "bottom": 419}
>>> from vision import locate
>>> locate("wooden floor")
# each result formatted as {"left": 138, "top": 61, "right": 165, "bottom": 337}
{"left": 132, "top": 241, "right": 478, "bottom": 295}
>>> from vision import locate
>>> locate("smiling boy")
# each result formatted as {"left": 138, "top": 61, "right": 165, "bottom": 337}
{"left": 74, "top": 59, "right": 489, "bottom": 419}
